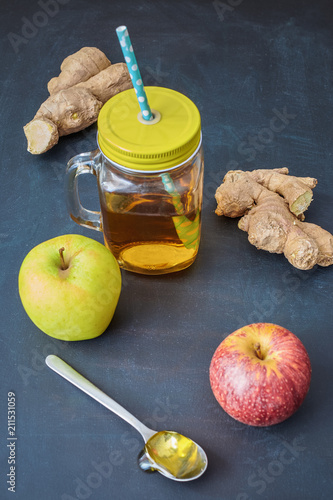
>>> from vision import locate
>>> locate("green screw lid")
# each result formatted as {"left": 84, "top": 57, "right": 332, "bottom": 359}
{"left": 97, "top": 86, "right": 201, "bottom": 171}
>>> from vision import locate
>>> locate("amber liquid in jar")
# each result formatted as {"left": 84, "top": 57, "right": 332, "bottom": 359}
{"left": 100, "top": 192, "right": 200, "bottom": 274}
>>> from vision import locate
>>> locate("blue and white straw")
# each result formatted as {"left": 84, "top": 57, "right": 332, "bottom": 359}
{"left": 116, "top": 25, "right": 153, "bottom": 121}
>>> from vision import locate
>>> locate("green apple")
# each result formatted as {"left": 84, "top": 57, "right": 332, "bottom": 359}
{"left": 18, "top": 234, "right": 121, "bottom": 341}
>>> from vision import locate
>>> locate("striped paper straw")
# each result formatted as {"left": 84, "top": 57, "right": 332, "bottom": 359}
{"left": 116, "top": 25, "right": 153, "bottom": 121}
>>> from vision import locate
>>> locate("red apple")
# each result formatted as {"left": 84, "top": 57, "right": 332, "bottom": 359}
{"left": 209, "top": 323, "right": 311, "bottom": 426}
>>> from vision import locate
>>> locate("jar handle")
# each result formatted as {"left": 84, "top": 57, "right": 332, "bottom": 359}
{"left": 65, "top": 149, "right": 102, "bottom": 232}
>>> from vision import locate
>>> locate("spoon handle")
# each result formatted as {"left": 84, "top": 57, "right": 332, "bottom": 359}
{"left": 45, "top": 355, "right": 156, "bottom": 443}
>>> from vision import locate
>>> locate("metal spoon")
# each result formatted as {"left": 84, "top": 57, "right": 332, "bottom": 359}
{"left": 45, "top": 355, "right": 208, "bottom": 482}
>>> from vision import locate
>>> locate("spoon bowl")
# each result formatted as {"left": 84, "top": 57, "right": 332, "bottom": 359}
{"left": 46, "top": 355, "right": 208, "bottom": 482}
{"left": 137, "top": 431, "right": 208, "bottom": 481}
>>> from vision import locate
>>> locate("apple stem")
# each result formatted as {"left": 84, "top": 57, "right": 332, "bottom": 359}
{"left": 59, "top": 247, "right": 67, "bottom": 270}
{"left": 254, "top": 342, "right": 263, "bottom": 360}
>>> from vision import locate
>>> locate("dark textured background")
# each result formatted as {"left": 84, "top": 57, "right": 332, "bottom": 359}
{"left": 1, "top": 0, "right": 333, "bottom": 499}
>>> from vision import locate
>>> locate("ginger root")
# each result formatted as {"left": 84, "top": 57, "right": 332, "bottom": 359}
{"left": 47, "top": 47, "right": 111, "bottom": 94}
{"left": 215, "top": 168, "right": 333, "bottom": 270}
{"left": 23, "top": 47, "right": 132, "bottom": 154}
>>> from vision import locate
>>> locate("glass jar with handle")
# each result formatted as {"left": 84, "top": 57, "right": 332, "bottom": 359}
{"left": 65, "top": 86, "right": 204, "bottom": 275}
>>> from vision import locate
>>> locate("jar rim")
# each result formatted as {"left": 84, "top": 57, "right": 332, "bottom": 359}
{"left": 97, "top": 133, "right": 202, "bottom": 175}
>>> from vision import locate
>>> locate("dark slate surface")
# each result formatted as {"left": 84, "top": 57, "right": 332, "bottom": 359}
{"left": 1, "top": 0, "right": 333, "bottom": 499}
